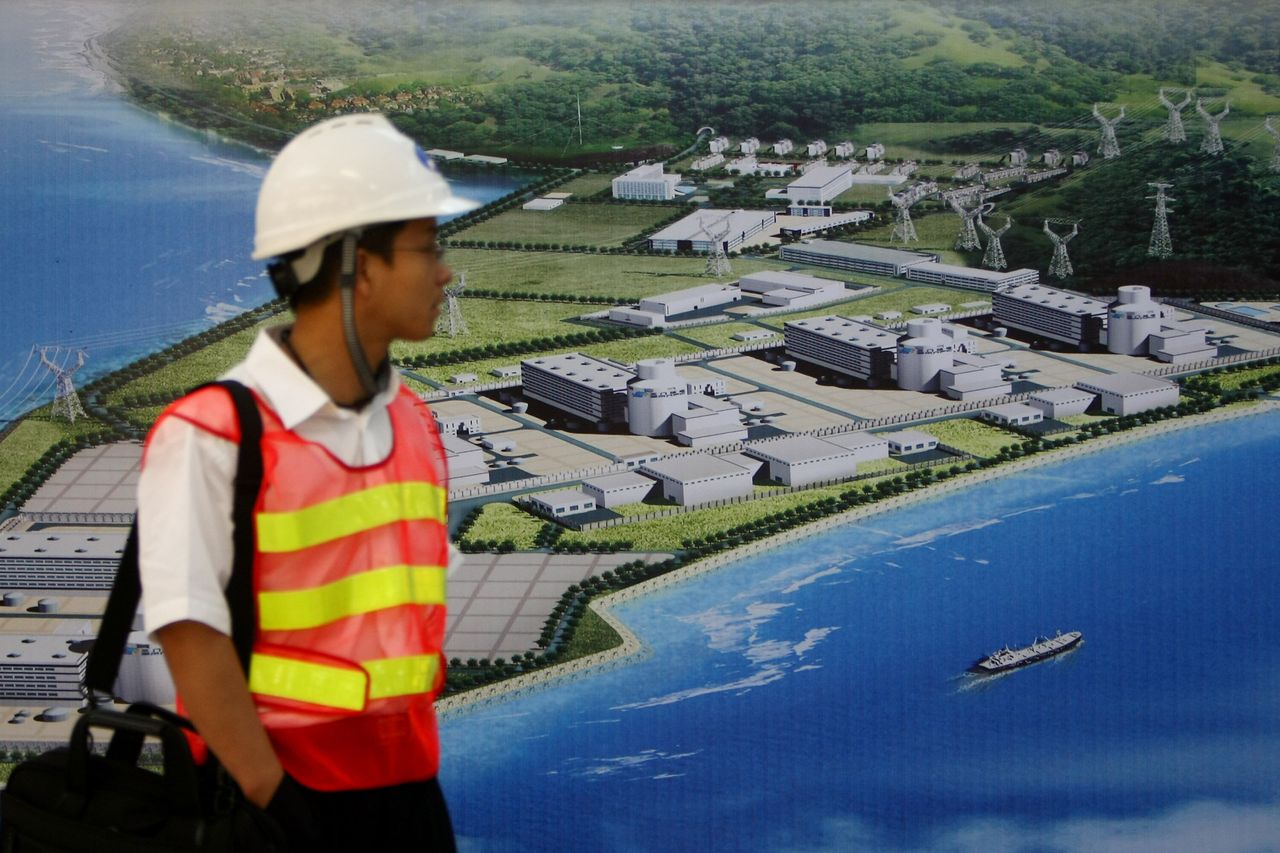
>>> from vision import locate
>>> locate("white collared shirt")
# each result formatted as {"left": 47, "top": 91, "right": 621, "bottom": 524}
{"left": 138, "top": 326, "right": 458, "bottom": 638}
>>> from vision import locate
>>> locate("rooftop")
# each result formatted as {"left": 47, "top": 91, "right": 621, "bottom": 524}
{"left": 783, "top": 239, "right": 935, "bottom": 267}
{"left": 785, "top": 315, "right": 899, "bottom": 347}
{"left": 649, "top": 209, "right": 776, "bottom": 243}
{"left": 744, "top": 434, "right": 865, "bottom": 464}
{"left": 641, "top": 454, "right": 753, "bottom": 482}
{"left": 1000, "top": 284, "right": 1109, "bottom": 314}
{"left": 1075, "top": 372, "right": 1178, "bottom": 395}
{"left": 522, "top": 353, "right": 633, "bottom": 391}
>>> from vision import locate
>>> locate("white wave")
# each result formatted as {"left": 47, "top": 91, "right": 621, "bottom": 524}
{"left": 561, "top": 748, "right": 700, "bottom": 779}
{"left": 973, "top": 558, "right": 991, "bottom": 565}
{"left": 1002, "top": 503, "right": 1056, "bottom": 518}
{"left": 1065, "top": 491, "right": 1098, "bottom": 500}
{"left": 1180, "top": 456, "right": 1201, "bottom": 466}
{"left": 579, "top": 718, "right": 621, "bottom": 726}
{"left": 781, "top": 567, "right": 842, "bottom": 594}
{"left": 611, "top": 666, "right": 787, "bottom": 710}
{"left": 892, "top": 518, "right": 1001, "bottom": 549}
{"left": 38, "top": 139, "right": 108, "bottom": 155}
{"left": 679, "top": 601, "right": 791, "bottom": 653}
{"left": 794, "top": 627, "right": 837, "bottom": 657}
{"left": 745, "top": 639, "right": 795, "bottom": 665}
{"left": 1151, "top": 474, "right": 1185, "bottom": 486}
{"left": 651, "top": 773, "right": 685, "bottom": 780}
{"left": 794, "top": 664, "right": 823, "bottom": 673}
{"left": 1119, "top": 487, "right": 1139, "bottom": 495}
{"left": 189, "top": 154, "right": 267, "bottom": 179}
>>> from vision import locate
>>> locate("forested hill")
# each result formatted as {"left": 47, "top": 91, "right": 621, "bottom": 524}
{"left": 103, "top": 0, "right": 1280, "bottom": 157}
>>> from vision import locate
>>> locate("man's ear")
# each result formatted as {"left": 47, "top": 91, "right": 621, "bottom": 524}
{"left": 354, "top": 247, "right": 379, "bottom": 298}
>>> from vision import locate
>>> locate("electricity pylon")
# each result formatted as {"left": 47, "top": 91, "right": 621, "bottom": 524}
{"left": 949, "top": 197, "right": 993, "bottom": 251}
{"left": 1044, "top": 220, "right": 1079, "bottom": 280}
{"left": 1093, "top": 104, "right": 1125, "bottom": 159}
{"left": 1158, "top": 88, "right": 1192, "bottom": 143}
{"left": 39, "top": 347, "right": 87, "bottom": 424}
{"left": 978, "top": 215, "right": 1011, "bottom": 271}
{"left": 1196, "top": 99, "right": 1229, "bottom": 155}
{"left": 438, "top": 273, "right": 469, "bottom": 337}
{"left": 1147, "top": 182, "right": 1174, "bottom": 260}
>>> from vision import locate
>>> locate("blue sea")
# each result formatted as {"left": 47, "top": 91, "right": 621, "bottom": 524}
{"left": 0, "top": 1, "right": 527, "bottom": 424}
{"left": 442, "top": 411, "right": 1280, "bottom": 853}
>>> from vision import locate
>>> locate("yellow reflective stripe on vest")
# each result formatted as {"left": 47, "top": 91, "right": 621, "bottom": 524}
{"left": 249, "top": 653, "right": 440, "bottom": 712}
{"left": 256, "top": 481, "right": 447, "bottom": 553}
{"left": 257, "top": 565, "right": 446, "bottom": 631}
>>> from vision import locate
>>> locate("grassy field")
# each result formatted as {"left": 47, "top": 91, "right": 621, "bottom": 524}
{"left": 390, "top": 298, "right": 599, "bottom": 360}
{"left": 856, "top": 211, "right": 979, "bottom": 266}
{"left": 459, "top": 502, "right": 543, "bottom": 548}
{"left": 579, "top": 336, "right": 703, "bottom": 364}
{"left": 555, "top": 173, "right": 618, "bottom": 197}
{"left": 104, "top": 319, "right": 285, "bottom": 406}
{"left": 672, "top": 321, "right": 782, "bottom": 350}
{"left": 853, "top": 122, "right": 1038, "bottom": 162}
{"left": 890, "top": 7, "right": 1028, "bottom": 71}
{"left": 453, "top": 203, "right": 679, "bottom": 247}
{"left": 924, "top": 417, "right": 1025, "bottom": 456}
{"left": 442, "top": 249, "right": 792, "bottom": 300}
{"left": 0, "top": 417, "right": 104, "bottom": 494}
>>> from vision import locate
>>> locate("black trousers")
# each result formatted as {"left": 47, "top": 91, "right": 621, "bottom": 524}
{"left": 268, "top": 774, "right": 456, "bottom": 853}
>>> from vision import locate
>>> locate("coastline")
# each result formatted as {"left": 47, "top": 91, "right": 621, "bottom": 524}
{"left": 436, "top": 399, "right": 1276, "bottom": 719}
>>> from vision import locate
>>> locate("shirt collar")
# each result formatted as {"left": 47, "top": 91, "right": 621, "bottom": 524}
{"left": 243, "top": 326, "right": 401, "bottom": 431}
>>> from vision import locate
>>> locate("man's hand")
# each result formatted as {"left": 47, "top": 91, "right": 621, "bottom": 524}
{"left": 156, "top": 620, "right": 284, "bottom": 807}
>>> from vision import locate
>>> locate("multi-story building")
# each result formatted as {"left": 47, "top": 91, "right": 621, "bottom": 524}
{"left": 905, "top": 261, "right": 1038, "bottom": 292}
{"left": 691, "top": 153, "right": 725, "bottom": 171}
{"left": 773, "top": 139, "right": 794, "bottom": 156}
{"left": 521, "top": 353, "right": 632, "bottom": 428}
{"left": 785, "top": 165, "right": 854, "bottom": 204}
{"left": 784, "top": 315, "right": 899, "bottom": 383}
{"left": 740, "top": 137, "right": 761, "bottom": 154}
{"left": 833, "top": 141, "right": 855, "bottom": 158}
{"left": 992, "top": 283, "right": 1110, "bottom": 349}
{"left": 807, "top": 139, "right": 828, "bottom": 158}
{"left": 779, "top": 239, "right": 936, "bottom": 277}
{"left": 864, "top": 142, "right": 885, "bottom": 161}
{"left": 612, "top": 163, "right": 682, "bottom": 201}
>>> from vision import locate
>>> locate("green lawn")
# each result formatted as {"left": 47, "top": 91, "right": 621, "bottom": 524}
{"left": 459, "top": 502, "right": 543, "bottom": 548}
{"left": 441, "top": 249, "right": 792, "bottom": 300}
{"left": 104, "top": 319, "right": 285, "bottom": 406}
{"left": 673, "top": 322, "right": 782, "bottom": 350}
{"left": 555, "top": 173, "right": 618, "bottom": 197}
{"left": 890, "top": 8, "right": 1028, "bottom": 70}
{"left": 851, "top": 122, "right": 1038, "bottom": 162}
{"left": 579, "top": 336, "right": 702, "bottom": 364}
{"left": 0, "top": 417, "right": 105, "bottom": 494}
{"left": 759, "top": 283, "right": 980, "bottom": 326}
{"left": 453, "top": 203, "right": 679, "bottom": 247}
{"left": 856, "top": 210, "right": 983, "bottom": 266}
{"left": 924, "top": 417, "right": 1025, "bottom": 456}
{"left": 390, "top": 298, "right": 597, "bottom": 361}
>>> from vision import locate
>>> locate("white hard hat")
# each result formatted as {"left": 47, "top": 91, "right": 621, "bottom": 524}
{"left": 252, "top": 113, "right": 480, "bottom": 262}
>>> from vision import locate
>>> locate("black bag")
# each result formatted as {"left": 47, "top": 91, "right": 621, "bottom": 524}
{"left": 0, "top": 381, "right": 283, "bottom": 852}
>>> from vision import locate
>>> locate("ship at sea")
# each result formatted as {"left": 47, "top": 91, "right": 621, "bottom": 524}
{"left": 970, "top": 631, "right": 1082, "bottom": 674}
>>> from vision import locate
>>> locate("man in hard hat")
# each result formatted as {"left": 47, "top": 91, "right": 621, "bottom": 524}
{"left": 138, "top": 114, "right": 477, "bottom": 850}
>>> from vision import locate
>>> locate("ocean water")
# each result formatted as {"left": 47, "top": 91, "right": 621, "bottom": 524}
{"left": 441, "top": 411, "right": 1280, "bottom": 853}
{"left": 0, "top": 1, "right": 528, "bottom": 424}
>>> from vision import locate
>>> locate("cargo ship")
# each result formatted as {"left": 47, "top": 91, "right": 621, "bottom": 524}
{"left": 970, "top": 631, "right": 1082, "bottom": 674}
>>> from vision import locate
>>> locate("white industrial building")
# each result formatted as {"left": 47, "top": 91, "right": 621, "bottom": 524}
{"left": 727, "top": 155, "right": 757, "bottom": 175}
{"left": 692, "top": 153, "right": 725, "bottom": 171}
{"left": 672, "top": 394, "right": 749, "bottom": 447}
{"left": 1072, "top": 151, "right": 1090, "bottom": 166}
{"left": 641, "top": 284, "right": 742, "bottom": 318}
{"left": 740, "top": 137, "right": 761, "bottom": 154}
{"left": 774, "top": 139, "right": 794, "bottom": 156}
{"left": 807, "top": 139, "right": 828, "bottom": 157}
{"left": 434, "top": 414, "right": 482, "bottom": 436}
{"left": 992, "top": 283, "right": 1110, "bottom": 349}
{"left": 582, "top": 471, "right": 655, "bottom": 508}
{"left": 738, "top": 270, "right": 848, "bottom": 309}
{"left": 1009, "top": 148, "right": 1028, "bottom": 166}
{"left": 612, "top": 163, "right": 682, "bottom": 201}
{"left": 1026, "top": 388, "right": 1095, "bottom": 419}
{"left": 1044, "top": 149, "right": 1063, "bottom": 168}
{"left": 744, "top": 432, "right": 888, "bottom": 487}
{"left": 521, "top": 353, "right": 632, "bottom": 428}
{"left": 0, "top": 635, "right": 87, "bottom": 702}
{"left": 785, "top": 165, "right": 854, "bottom": 203}
{"left": 777, "top": 209, "right": 874, "bottom": 239}
{"left": 0, "top": 531, "right": 126, "bottom": 590}
{"left": 1075, "top": 373, "right": 1180, "bottom": 416}
{"left": 441, "top": 433, "right": 489, "bottom": 487}
{"left": 709, "top": 136, "right": 731, "bottom": 154}
{"left": 529, "top": 489, "right": 597, "bottom": 518}
{"left": 425, "top": 148, "right": 464, "bottom": 160}
{"left": 884, "top": 429, "right": 938, "bottom": 455}
{"left": 1107, "top": 285, "right": 1215, "bottom": 364}
{"left": 905, "top": 261, "right": 1039, "bottom": 292}
{"left": 490, "top": 365, "right": 520, "bottom": 378}
{"left": 522, "top": 197, "right": 564, "bottom": 211}
{"left": 938, "top": 353, "right": 1011, "bottom": 401}
{"left": 981, "top": 403, "right": 1044, "bottom": 427}
{"left": 980, "top": 165, "right": 1026, "bottom": 183}
{"left": 639, "top": 454, "right": 756, "bottom": 505}
{"left": 864, "top": 143, "right": 885, "bottom": 160}
{"left": 648, "top": 209, "right": 778, "bottom": 254}
{"left": 628, "top": 360, "right": 746, "bottom": 446}
{"left": 780, "top": 239, "right": 937, "bottom": 277}
{"left": 912, "top": 303, "right": 950, "bottom": 315}
{"left": 833, "top": 141, "right": 856, "bottom": 158}
{"left": 784, "top": 315, "right": 899, "bottom": 383}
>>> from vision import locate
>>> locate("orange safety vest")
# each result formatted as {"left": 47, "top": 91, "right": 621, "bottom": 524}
{"left": 153, "top": 384, "right": 449, "bottom": 791}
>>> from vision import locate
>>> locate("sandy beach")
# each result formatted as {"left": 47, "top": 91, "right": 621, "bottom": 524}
{"left": 436, "top": 399, "right": 1277, "bottom": 718}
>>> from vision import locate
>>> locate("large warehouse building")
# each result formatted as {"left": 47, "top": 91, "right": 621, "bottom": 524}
{"left": 648, "top": 209, "right": 778, "bottom": 254}
{"left": 1075, "top": 373, "right": 1180, "bottom": 416}
{"left": 785, "top": 165, "right": 854, "bottom": 203}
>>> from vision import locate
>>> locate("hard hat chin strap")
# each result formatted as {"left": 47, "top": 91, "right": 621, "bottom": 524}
{"left": 338, "top": 233, "right": 381, "bottom": 399}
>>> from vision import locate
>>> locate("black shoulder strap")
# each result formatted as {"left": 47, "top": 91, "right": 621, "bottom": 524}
{"left": 84, "top": 380, "right": 264, "bottom": 700}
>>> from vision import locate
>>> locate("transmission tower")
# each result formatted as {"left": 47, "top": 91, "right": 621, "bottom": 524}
{"left": 949, "top": 196, "right": 993, "bottom": 251}
{"left": 1093, "top": 104, "right": 1126, "bottom": 159}
{"left": 39, "top": 347, "right": 87, "bottom": 423}
{"left": 888, "top": 181, "right": 937, "bottom": 245}
{"left": 1044, "top": 220, "right": 1080, "bottom": 280}
{"left": 438, "top": 273, "right": 469, "bottom": 337}
{"left": 1147, "top": 182, "right": 1174, "bottom": 260}
{"left": 1196, "top": 99, "right": 1229, "bottom": 155}
{"left": 699, "top": 212, "right": 735, "bottom": 278}
{"left": 1158, "top": 88, "right": 1193, "bottom": 143}
{"left": 1266, "top": 116, "right": 1280, "bottom": 173}
{"left": 977, "top": 215, "right": 1011, "bottom": 271}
